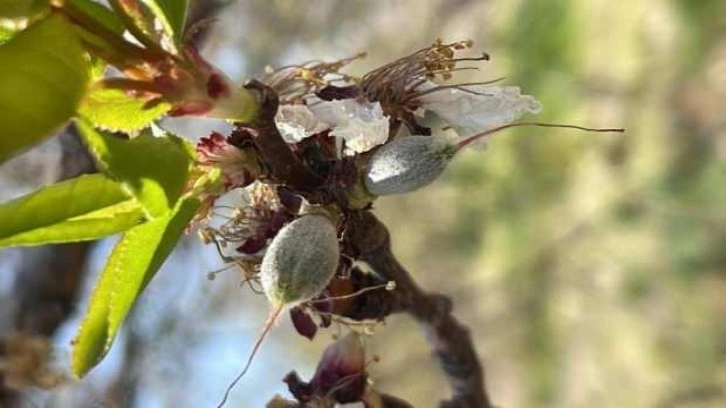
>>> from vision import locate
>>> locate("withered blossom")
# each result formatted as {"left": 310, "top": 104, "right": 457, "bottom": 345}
{"left": 196, "top": 132, "right": 260, "bottom": 190}
{"left": 289, "top": 306, "right": 318, "bottom": 340}
{"left": 207, "top": 183, "right": 294, "bottom": 259}
{"left": 284, "top": 332, "right": 367, "bottom": 404}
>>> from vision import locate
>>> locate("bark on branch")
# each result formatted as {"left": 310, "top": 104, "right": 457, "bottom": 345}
{"left": 346, "top": 211, "right": 493, "bottom": 408}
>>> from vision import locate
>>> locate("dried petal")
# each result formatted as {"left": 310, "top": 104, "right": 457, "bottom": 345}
{"left": 265, "top": 211, "right": 294, "bottom": 238}
{"left": 196, "top": 132, "right": 258, "bottom": 189}
{"left": 283, "top": 371, "right": 314, "bottom": 402}
{"left": 281, "top": 333, "right": 367, "bottom": 404}
{"left": 315, "top": 85, "right": 361, "bottom": 101}
{"left": 311, "top": 332, "right": 367, "bottom": 403}
{"left": 289, "top": 307, "right": 318, "bottom": 340}
{"left": 310, "top": 294, "right": 334, "bottom": 328}
{"left": 276, "top": 187, "right": 303, "bottom": 213}
{"left": 236, "top": 237, "right": 267, "bottom": 255}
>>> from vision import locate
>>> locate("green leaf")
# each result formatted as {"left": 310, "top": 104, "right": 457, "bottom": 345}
{"left": 0, "top": 0, "right": 48, "bottom": 19}
{"left": 71, "top": 196, "right": 200, "bottom": 378}
{"left": 0, "top": 26, "right": 18, "bottom": 45}
{"left": 108, "top": 0, "right": 173, "bottom": 53}
{"left": 89, "top": 56, "right": 107, "bottom": 81}
{"left": 65, "top": 0, "right": 125, "bottom": 36}
{"left": 0, "top": 13, "right": 90, "bottom": 163}
{"left": 79, "top": 88, "right": 170, "bottom": 132}
{"left": 76, "top": 119, "right": 193, "bottom": 218}
{"left": 0, "top": 173, "right": 145, "bottom": 247}
{"left": 145, "top": 0, "right": 188, "bottom": 42}
{"left": 61, "top": 0, "right": 143, "bottom": 68}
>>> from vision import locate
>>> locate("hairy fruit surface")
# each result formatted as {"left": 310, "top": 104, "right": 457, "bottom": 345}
{"left": 260, "top": 214, "right": 340, "bottom": 307}
{"left": 364, "top": 135, "right": 457, "bottom": 196}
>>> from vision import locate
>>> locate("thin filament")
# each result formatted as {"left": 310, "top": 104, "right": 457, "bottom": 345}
{"left": 307, "top": 281, "right": 395, "bottom": 305}
{"left": 456, "top": 122, "right": 625, "bottom": 151}
{"left": 216, "top": 304, "right": 283, "bottom": 408}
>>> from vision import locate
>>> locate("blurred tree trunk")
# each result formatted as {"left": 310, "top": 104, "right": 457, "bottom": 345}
{"left": 13, "top": 129, "right": 95, "bottom": 335}
{"left": 1, "top": 128, "right": 96, "bottom": 407}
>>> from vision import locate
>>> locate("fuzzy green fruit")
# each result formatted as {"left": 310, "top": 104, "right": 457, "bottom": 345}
{"left": 364, "top": 135, "right": 457, "bottom": 196}
{"left": 260, "top": 214, "right": 339, "bottom": 307}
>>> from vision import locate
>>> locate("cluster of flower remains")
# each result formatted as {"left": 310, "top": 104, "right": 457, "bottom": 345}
{"left": 195, "top": 40, "right": 544, "bottom": 406}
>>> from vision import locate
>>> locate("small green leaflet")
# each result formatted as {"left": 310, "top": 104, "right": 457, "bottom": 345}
{"left": 62, "top": 0, "right": 140, "bottom": 68}
{"left": 66, "top": 0, "right": 126, "bottom": 36}
{"left": 79, "top": 88, "right": 170, "bottom": 133}
{"left": 76, "top": 119, "right": 193, "bottom": 219}
{"left": 0, "top": 26, "right": 16, "bottom": 45}
{"left": 108, "top": 0, "right": 185, "bottom": 54}
{"left": 0, "top": 0, "right": 48, "bottom": 19}
{"left": 0, "top": 174, "right": 145, "bottom": 247}
{"left": 0, "top": 13, "right": 90, "bottom": 163}
{"left": 145, "top": 0, "right": 188, "bottom": 43}
{"left": 71, "top": 196, "right": 200, "bottom": 378}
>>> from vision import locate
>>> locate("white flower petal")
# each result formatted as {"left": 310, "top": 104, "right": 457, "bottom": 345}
{"left": 309, "top": 99, "right": 385, "bottom": 126}
{"left": 310, "top": 99, "right": 390, "bottom": 155}
{"left": 417, "top": 81, "right": 541, "bottom": 148}
{"left": 275, "top": 104, "right": 328, "bottom": 143}
{"left": 330, "top": 115, "right": 390, "bottom": 156}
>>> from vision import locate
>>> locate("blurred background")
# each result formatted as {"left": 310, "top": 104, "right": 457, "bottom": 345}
{"left": 2, "top": 0, "right": 726, "bottom": 407}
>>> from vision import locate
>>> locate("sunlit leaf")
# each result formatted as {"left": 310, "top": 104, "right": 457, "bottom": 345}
{"left": 108, "top": 0, "right": 174, "bottom": 53}
{"left": 76, "top": 119, "right": 193, "bottom": 218}
{"left": 61, "top": 0, "right": 143, "bottom": 68}
{"left": 0, "top": 13, "right": 90, "bottom": 163}
{"left": 0, "top": 174, "right": 145, "bottom": 247}
{"left": 79, "top": 88, "right": 170, "bottom": 132}
{"left": 0, "top": 26, "right": 16, "bottom": 44}
{"left": 66, "top": 0, "right": 125, "bottom": 36}
{"left": 71, "top": 196, "right": 200, "bottom": 378}
{"left": 0, "top": 0, "right": 48, "bottom": 19}
{"left": 145, "top": 0, "right": 188, "bottom": 43}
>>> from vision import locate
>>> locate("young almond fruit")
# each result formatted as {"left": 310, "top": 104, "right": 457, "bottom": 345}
{"left": 364, "top": 135, "right": 456, "bottom": 196}
{"left": 260, "top": 213, "right": 340, "bottom": 307}
{"left": 217, "top": 212, "right": 340, "bottom": 407}
{"left": 364, "top": 123, "right": 624, "bottom": 196}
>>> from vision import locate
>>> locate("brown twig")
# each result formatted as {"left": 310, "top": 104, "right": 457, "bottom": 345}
{"left": 241, "top": 80, "right": 322, "bottom": 190}
{"left": 334, "top": 266, "right": 407, "bottom": 321}
{"left": 346, "top": 211, "right": 493, "bottom": 408}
